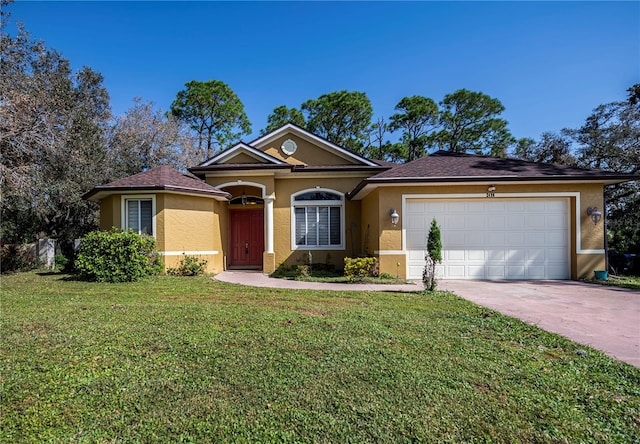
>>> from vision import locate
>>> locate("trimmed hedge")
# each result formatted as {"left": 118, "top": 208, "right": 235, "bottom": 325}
{"left": 75, "top": 229, "right": 162, "bottom": 283}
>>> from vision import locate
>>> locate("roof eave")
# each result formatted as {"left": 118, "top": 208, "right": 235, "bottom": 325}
{"left": 348, "top": 174, "right": 639, "bottom": 200}
{"left": 83, "top": 185, "right": 231, "bottom": 202}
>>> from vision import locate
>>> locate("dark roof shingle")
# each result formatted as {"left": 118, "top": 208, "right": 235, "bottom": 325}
{"left": 83, "top": 165, "right": 230, "bottom": 201}
{"left": 370, "top": 151, "right": 636, "bottom": 180}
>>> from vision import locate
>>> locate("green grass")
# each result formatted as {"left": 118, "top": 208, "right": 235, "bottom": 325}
{"left": 2, "top": 272, "right": 639, "bottom": 443}
{"left": 585, "top": 275, "right": 640, "bottom": 290}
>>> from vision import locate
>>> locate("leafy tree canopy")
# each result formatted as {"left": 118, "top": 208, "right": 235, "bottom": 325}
{"left": 170, "top": 79, "right": 251, "bottom": 162}
{"left": 514, "top": 132, "right": 577, "bottom": 166}
{"left": 263, "top": 105, "right": 305, "bottom": 134}
{"left": 389, "top": 95, "right": 439, "bottom": 161}
{"left": 1, "top": 17, "right": 112, "bottom": 246}
{"left": 432, "top": 89, "right": 514, "bottom": 156}
{"left": 301, "top": 90, "right": 373, "bottom": 154}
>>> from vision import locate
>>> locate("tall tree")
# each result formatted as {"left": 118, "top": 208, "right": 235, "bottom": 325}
{"left": 361, "top": 117, "right": 405, "bottom": 163}
{"left": 109, "top": 98, "right": 198, "bottom": 177}
{"left": 432, "top": 89, "right": 514, "bottom": 156}
{"left": 262, "top": 105, "right": 305, "bottom": 134}
{"left": 389, "top": 95, "right": 439, "bottom": 161}
{"left": 301, "top": 90, "right": 373, "bottom": 154}
{"left": 0, "top": 17, "right": 112, "bottom": 245}
{"left": 169, "top": 80, "right": 251, "bottom": 161}
{"left": 570, "top": 84, "right": 640, "bottom": 252}
{"left": 514, "top": 132, "right": 577, "bottom": 166}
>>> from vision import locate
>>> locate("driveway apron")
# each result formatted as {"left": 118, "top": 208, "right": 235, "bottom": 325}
{"left": 439, "top": 280, "right": 640, "bottom": 368}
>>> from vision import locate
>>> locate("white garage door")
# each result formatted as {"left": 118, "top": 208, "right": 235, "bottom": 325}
{"left": 406, "top": 199, "right": 569, "bottom": 280}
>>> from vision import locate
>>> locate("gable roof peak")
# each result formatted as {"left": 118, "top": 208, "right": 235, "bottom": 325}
{"left": 250, "top": 123, "right": 379, "bottom": 167}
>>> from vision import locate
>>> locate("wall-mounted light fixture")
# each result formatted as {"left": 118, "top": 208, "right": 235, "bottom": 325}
{"left": 241, "top": 191, "right": 247, "bottom": 206}
{"left": 587, "top": 207, "right": 602, "bottom": 225}
{"left": 390, "top": 209, "right": 399, "bottom": 227}
{"left": 488, "top": 185, "right": 496, "bottom": 192}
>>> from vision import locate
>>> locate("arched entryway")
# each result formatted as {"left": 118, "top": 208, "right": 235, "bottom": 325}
{"left": 222, "top": 184, "right": 265, "bottom": 269}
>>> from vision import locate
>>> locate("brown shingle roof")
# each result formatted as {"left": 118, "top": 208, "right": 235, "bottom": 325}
{"left": 83, "top": 165, "right": 230, "bottom": 201}
{"left": 370, "top": 151, "right": 637, "bottom": 180}
{"left": 348, "top": 151, "right": 639, "bottom": 199}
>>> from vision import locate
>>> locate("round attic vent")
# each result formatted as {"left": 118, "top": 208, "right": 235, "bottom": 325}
{"left": 281, "top": 139, "right": 297, "bottom": 155}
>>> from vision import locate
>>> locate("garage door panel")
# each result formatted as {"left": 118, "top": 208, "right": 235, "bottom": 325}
{"left": 465, "top": 231, "right": 486, "bottom": 247}
{"left": 446, "top": 215, "right": 466, "bottom": 229}
{"left": 487, "top": 249, "right": 505, "bottom": 261}
{"left": 527, "top": 201, "right": 547, "bottom": 212}
{"left": 406, "top": 198, "right": 569, "bottom": 280}
{"left": 448, "top": 202, "right": 467, "bottom": 212}
{"left": 526, "top": 215, "right": 546, "bottom": 229}
{"left": 407, "top": 202, "right": 425, "bottom": 213}
{"left": 546, "top": 200, "right": 566, "bottom": 212}
{"left": 445, "top": 231, "right": 466, "bottom": 247}
{"left": 406, "top": 214, "right": 427, "bottom": 230}
{"left": 547, "top": 247, "right": 567, "bottom": 261}
{"left": 406, "top": 230, "right": 426, "bottom": 249}
{"left": 547, "top": 231, "right": 567, "bottom": 244}
{"left": 526, "top": 232, "right": 548, "bottom": 246}
{"left": 487, "top": 232, "right": 506, "bottom": 246}
{"left": 447, "top": 265, "right": 466, "bottom": 278}
{"left": 507, "top": 232, "right": 526, "bottom": 246}
{"left": 507, "top": 266, "right": 526, "bottom": 279}
{"left": 507, "top": 214, "right": 526, "bottom": 228}
{"left": 487, "top": 266, "right": 505, "bottom": 279}
{"left": 487, "top": 215, "right": 506, "bottom": 228}
{"left": 547, "top": 214, "right": 567, "bottom": 228}
{"left": 527, "top": 266, "right": 546, "bottom": 279}
{"left": 507, "top": 249, "right": 526, "bottom": 261}
{"left": 468, "top": 217, "right": 486, "bottom": 229}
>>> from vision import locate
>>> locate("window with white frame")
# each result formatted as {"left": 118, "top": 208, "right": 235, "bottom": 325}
{"left": 292, "top": 190, "right": 343, "bottom": 248}
{"left": 125, "top": 198, "right": 153, "bottom": 235}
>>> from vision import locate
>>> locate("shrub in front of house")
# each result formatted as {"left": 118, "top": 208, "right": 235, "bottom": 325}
{"left": 344, "top": 257, "right": 378, "bottom": 281}
{"left": 75, "top": 229, "right": 162, "bottom": 283}
{"left": 167, "top": 254, "right": 208, "bottom": 276}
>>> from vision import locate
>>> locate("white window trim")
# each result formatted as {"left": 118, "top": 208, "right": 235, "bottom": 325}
{"left": 290, "top": 188, "right": 345, "bottom": 251}
{"left": 121, "top": 194, "right": 157, "bottom": 238}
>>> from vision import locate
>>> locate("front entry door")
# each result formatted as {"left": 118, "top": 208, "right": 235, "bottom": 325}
{"left": 229, "top": 209, "right": 264, "bottom": 268}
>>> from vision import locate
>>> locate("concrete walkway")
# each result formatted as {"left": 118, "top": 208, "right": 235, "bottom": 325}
{"left": 214, "top": 270, "right": 424, "bottom": 292}
{"left": 215, "top": 271, "right": 639, "bottom": 368}
{"left": 439, "top": 280, "right": 640, "bottom": 368}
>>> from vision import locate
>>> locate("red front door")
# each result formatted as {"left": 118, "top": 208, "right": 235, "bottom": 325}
{"left": 229, "top": 209, "right": 264, "bottom": 268}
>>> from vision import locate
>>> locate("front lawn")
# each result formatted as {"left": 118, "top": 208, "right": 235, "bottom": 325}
{"left": 2, "top": 272, "right": 639, "bottom": 442}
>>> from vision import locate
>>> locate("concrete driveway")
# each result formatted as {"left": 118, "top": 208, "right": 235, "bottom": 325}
{"left": 439, "top": 280, "right": 640, "bottom": 368}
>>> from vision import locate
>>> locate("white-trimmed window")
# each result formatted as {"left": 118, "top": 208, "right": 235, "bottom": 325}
{"left": 122, "top": 195, "right": 155, "bottom": 236}
{"left": 291, "top": 189, "right": 344, "bottom": 249}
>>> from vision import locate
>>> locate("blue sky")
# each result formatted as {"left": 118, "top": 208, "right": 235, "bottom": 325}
{"left": 7, "top": 1, "right": 639, "bottom": 142}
